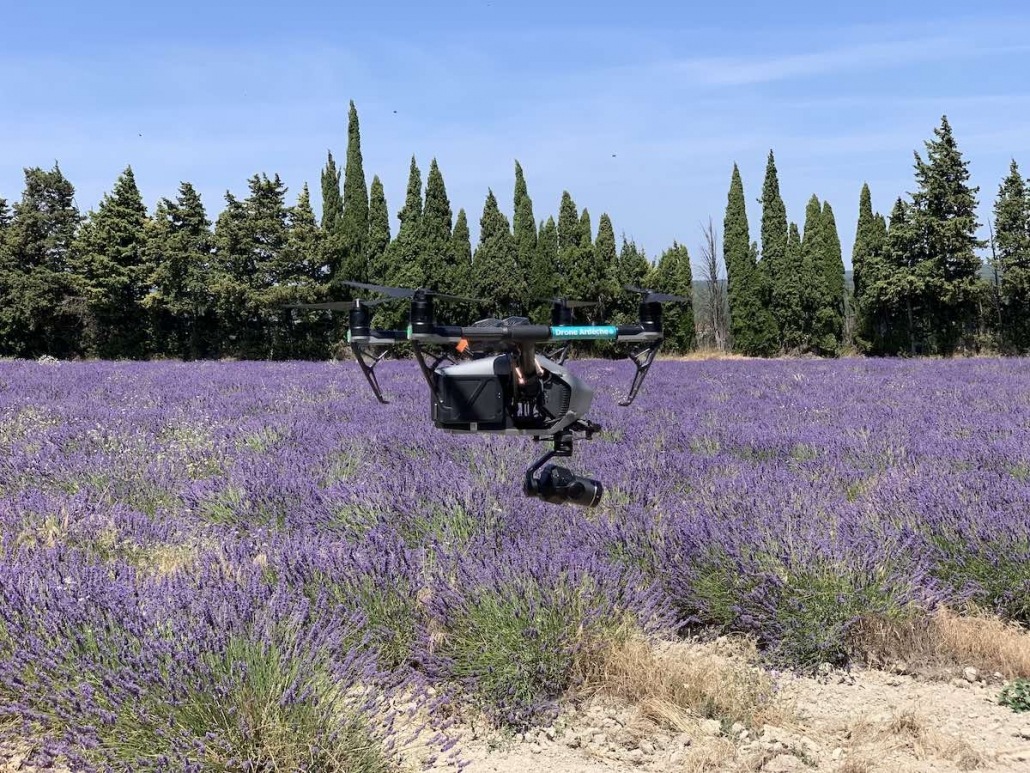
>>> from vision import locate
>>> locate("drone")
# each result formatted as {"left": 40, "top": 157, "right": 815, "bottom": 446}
{"left": 286, "top": 279, "right": 688, "bottom": 507}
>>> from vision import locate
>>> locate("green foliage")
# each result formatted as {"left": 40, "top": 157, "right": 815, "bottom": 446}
{"left": 853, "top": 183, "right": 888, "bottom": 351}
{"left": 338, "top": 100, "right": 369, "bottom": 292}
{"left": 450, "top": 208, "right": 473, "bottom": 298}
{"left": 723, "top": 165, "right": 777, "bottom": 356}
{"left": 473, "top": 190, "right": 524, "bottom": 316}
{"left": 0, "top": 164, "right": 82, "bottom": 357}
{"left": 525, "top": 215, "right": 557, "bottom": 320}
{"left": 366, "top": 175, "right": 391, "bottom": 285}
{"left": 374, "top": 157, "right": 423, "bottom": 330}
{"left": 811, "top": 201, "right": 846, "bottom": 355}
{"left": 1000, "top": 679, "right": 1030, "bottom": 713}
{"left": 71, "top": 166, "right": 150, "bottom": 358}
{"left": 513, "top": 161, "right": 537, "bottom": 312}
{"left": 142, "top": 182, "right": 217, "bottom": 359}
{"left": 210, "top": 174, "right": 291, "bottom": 358}
{"left": 647, "top": 242, "right": 694, "bottom": 352}
{"left": 420, "top": 158, "right": 454, "bottom": 290}
{"left": 908, "top": 115, "right": 986, "bottom": 353}
{"left": 761, "top": 151, "right": 790, "bottom": 347}
{"left": 994, "top": 160, "right": 1030, "bottom": 352}
{"left": 111, "top": 636, "right": 393, "bottom": 772}
{"left": 436, "top": 574, "right": 623, "bottom": 730}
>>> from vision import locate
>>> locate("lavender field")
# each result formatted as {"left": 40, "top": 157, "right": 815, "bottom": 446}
{"left": 2, "top": 357, "right": 1030, "bottom": 771}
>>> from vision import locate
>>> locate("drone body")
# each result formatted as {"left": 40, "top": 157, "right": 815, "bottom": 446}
{"left": 286, "top": 280, "right": 688, "bottom": 507}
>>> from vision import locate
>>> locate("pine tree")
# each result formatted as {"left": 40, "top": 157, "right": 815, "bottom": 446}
{"left": 366, "top": 175, "right": 391, "bottom": 285}
{"left": 909, "top": 115, "right": 985, "bottom": 353}
{"left": 274, "top": 184, "right": 331, "bottom": 358}
{"left": 71, "top": 166, "right": 150, "bottom": 357}
{"left": 420, "top": 158, "right": 454, "bottom": 290}
{"left": 338, "top": 100, "right": 369, "bottom": 292}
{"left": 994, "top": 160, "right": 1030, "bottom": 351}
{"left": 723, "top": 164, "right": 777, "bottom": 355}
{"left": 760, "top": 150, "right": 788, "bottom": 345}
{"left": 210, "top": 174, "right": 290, "bottom": 358}
{"left": 0, "top": 165, "right": 82, "bottom": 357}
{"left": 472, "top": 189, "right": 523, "bottom": 315}
{"left": 142, "top": 182, "right": 215, "bottom": 359}
{"left": 450, "top": 208, "right": 473, "bottom": 298}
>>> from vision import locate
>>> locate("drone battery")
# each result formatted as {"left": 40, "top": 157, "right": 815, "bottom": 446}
{"left": 434, "top": 373, "right": 506, "bottom": 430}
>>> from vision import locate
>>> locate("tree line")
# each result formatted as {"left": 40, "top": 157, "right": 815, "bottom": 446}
{"left": 719, "top": 115, "right": 1030, "bottom": 357}
{"left": 0, "top": 101, "right": 694, "bottom": 361}
{"left": 1, "top": 106, "right": 1027, "bottom": 361}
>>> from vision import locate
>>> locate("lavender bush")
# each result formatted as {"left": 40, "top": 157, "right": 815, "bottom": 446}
{"left": 2, "top": 356, "right": 1030, "bottom": 763}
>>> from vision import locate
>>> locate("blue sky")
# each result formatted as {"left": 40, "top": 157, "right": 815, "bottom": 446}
{"left": 2, "top": 0, "right": 1029, "bottom": 270}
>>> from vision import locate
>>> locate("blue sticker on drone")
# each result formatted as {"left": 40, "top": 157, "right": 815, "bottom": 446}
{"left": 550, "top": 325, "right": 618, "bottom": 339}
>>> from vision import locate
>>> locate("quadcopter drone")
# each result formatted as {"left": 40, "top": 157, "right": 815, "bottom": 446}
{"left": 286, "top": 280, "right": 688, "bottom": 507}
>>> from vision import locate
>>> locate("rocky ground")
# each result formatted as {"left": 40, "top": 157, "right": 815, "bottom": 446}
{"left": 440, "top": 664, "right": 1030, "bottom": 772}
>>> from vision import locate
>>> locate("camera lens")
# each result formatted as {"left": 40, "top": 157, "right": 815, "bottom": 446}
{"left": 529, "top": 464, "right": 603, "bottom": 507}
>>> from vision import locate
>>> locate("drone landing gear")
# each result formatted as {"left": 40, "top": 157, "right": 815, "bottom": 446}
{"left": 351, "top": 343, "right": 390, "bottom": 404}
{"left": 619, "top": 342, "right": 661, "bottom": 407}
{"left": 524, "top": 421, "right": 603, "bottom": 507}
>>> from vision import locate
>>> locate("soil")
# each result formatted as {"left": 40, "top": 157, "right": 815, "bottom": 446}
{"left": 428, "top": 665, "right": 1030, "bottom": 772}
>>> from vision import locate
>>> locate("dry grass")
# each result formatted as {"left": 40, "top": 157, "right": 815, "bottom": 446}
{"left": 850, "top": 607, "right": 1030, "bottom": 679}
{"left": 843, "top": 707, "right": 989, "bottom": 770}
{"left": 574, "top": 633, "right": 794, "bottom": 732}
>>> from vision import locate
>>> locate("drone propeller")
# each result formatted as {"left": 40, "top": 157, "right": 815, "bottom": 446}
{"left": 624, "top": 285, "right": 690, "bottom": 303}
{"left": 548, "top": 297, "right": 599, "bottom": 309}
{"left": 341, "top": 280, "right": 487, "bottom": 305}
{"left": 283, "top": 298, "right": 389, "bottom": 312}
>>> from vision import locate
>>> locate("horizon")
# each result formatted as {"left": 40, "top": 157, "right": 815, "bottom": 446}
{"left": 2, "top": 1, "right": 1030, "bottom": 270}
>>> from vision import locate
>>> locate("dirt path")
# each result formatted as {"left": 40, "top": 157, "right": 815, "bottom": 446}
{"left": 437, "top": 666, "right": 1030, "bottom": 772}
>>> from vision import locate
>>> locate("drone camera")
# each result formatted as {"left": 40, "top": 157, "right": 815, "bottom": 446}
{"left": 525, "top": 463, "right": 603, "bottom": 507}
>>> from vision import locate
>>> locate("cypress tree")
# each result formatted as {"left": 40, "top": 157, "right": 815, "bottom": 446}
{"left": 513, "top": 161, "right": 537, "bottom": 313}
{"left": 338, "top": 101, "right": 369, "bottom": 291}
{"left": 320, "top": 151, "right": 343, "bottom": 231}
{"left": 556, "top": 191, "right": 580, "bottom": 294}
{"left": 811, "top": 201, "right": 846, "bottom": 354}
{"left": 472, "top": 189, "right": 523, "bottom": 315}
{"left": 777, "top": 222, "right": 805, "bottom": 350}
{"left": 994, "top": 160, "right": 1030, "bottom": 351}
{"left": 761, "top": 150, "right": 788, "bottom": 345}
{"left": 450, "top": 208, "right": 473, "bottom": 298}
{"left": 420, "top": 158, "right": 454, "bottom": 290}
{"left": 384, "top": 156, "right": 424, "bottom": 289}
{"left": 142, "top": 182, "right": 215, "bottom": 359}
{"left": 594, "top": 213, "right": 619, "bottom": 317}
{"left": 611, "top": 236, "right": 651, "bottom": 321}
{"left": 0, "top": 164, "right": 82, "bottom": 357}
{"left": 71, "top": 165, "right": 150, "bottom": 358}
{"left": 526, "top": 216, "right": 558, "bottom": 315}
{"left": 723, "top": 164, "right": 776, "bottom": 356}
{"left": 799, "top": 194, "right": 824, "bottom": 348}
{"left": 909, "top": 115, "right": 985, "bottom": 353}
{"left": 366, "top": 175, "right": 391, "bottom": 285}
